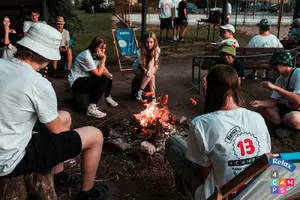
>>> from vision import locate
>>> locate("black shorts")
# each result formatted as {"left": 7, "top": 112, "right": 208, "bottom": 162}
{"left": 277, "top": 104, "right": 300, "bottom": 117}
{"left": 160, "top": 17, "right": 172, "bottom": 30}
{"left": 178, "top": 18, "right": 188, "bottom": 26}
{"left": 4, "top": 121, "right": 82, "bottom": 178}
{"left": 174, "top": 17, "right": 180, "bottom": 27}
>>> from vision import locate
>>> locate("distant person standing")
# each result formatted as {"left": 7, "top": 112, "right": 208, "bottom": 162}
{"left": 158, "top": 0, "right": 175, "bottom": 42}
{"left": 178, "top": 0, "right": 188, "bottom": 41}
{"left": 173, "top": 0, "right": 181, "bottom": 41}
{"left": 226, "top": 0, "right": 232, "bottom": 24}
{"left": 23, "top": 8, "right": 46, "bottom": 36}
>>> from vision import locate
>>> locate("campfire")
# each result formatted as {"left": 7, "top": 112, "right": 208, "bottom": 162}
{"left": 132, "top": 95, "right": 176, "bottom": 139}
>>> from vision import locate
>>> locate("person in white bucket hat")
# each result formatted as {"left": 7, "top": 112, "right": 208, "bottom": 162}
{"left": 0, "top": 23, "right": 108, "bottom": 200}
{"left": 217, "top": 24, "right": 239, "bottom": 47}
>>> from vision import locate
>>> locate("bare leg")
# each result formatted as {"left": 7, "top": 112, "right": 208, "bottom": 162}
{"left": 66, "top": 49, "right": 73, "bottom": 70}
{"left": 259, "top": 107, "right": 282, "bottom": 126}
{"left": 282, "top": 111, "right": 300, "bottom": 130}
{"left": 180, "top": 25, "right": 188, "bottom": 37}
{"left": 140, "top": 74, "right": 154, "bottom": 89}
{"left": 149, "top": 75, "right": 156, "bottom": 98}
{"left": 75, "top": 126, "right": 103, "bottom": 191}
{"left": 53, "top": 60, "right": 58, "bottom": 70}
{"left": 53, "top": 111, "right": 72, "bottom": 174}
{"left": 166, "top": 28, "right": 170, "bottom": 39}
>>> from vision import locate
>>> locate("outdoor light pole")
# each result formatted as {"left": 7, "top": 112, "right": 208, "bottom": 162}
{"left": 141, "top": 0, "right": 148, "bottom": 41}
{"left": 277, "top": 0, "right": 284, "bottom": 38}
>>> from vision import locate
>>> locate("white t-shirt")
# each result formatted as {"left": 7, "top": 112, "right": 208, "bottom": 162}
{"left": 271, "top": 68, "right": 300, "bottom": 109}
{"left": 68, "top": 49, "right": 100, "bottom": 87}
{"left": 158, "top": 0, "right": 175, "bottom": 19}
{"left": 186, "top": 108, "right": 271, "bottom": 200}
{"left": 248, "top": 34, "right": 283, "bottom": 48}
{"left": 218, "top": 38, "right": 240, "bottom": 47}
{"left": 60, "top": 29, "right": 70, "bottom": 47}
{"left": 227, "top": 3, "right": 232, "bottom": 15}
{"left": 23, "top": 21, "right": 47, "bottom": 33}
{"left": 173, "top": 0, "right": 181, "bottom": 18}
{"left": 0, "top": 58, "right": 58, "bottom": 176}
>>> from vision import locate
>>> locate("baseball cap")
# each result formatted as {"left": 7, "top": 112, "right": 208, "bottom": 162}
{"left": 220, "top": 24, "right": 235, "bottom": 33}
{"left": 17, "top": 23, "right": 62, "bottom": 60}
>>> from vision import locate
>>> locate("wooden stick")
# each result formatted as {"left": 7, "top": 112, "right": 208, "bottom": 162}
{"left": 93, "top": 110, "right": 127, "bottom": 128}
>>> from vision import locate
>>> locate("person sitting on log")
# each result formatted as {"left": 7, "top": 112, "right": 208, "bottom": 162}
{"left": 165, "top": 65, "right": 271, "bottom": 200}
{"left": 218, "top": 44, "right": 244, "bottom": 82}
{"left": 0, "top": 23, "right": 108, "bottom": 200}
{"left": 132, "top": 32, "right": 160, "bottom": 103}
{"left": 288, "top": 18, "right": 300, "bottom": 42}
{"left": 0, "top": 16, "right": 17, "bottom": 58}
{"left": 68, "top": 36, "right": 118, "bottom": 119}
{"left": 23, "top": 8, "right": 46, "bottom": 36}
{"left": 250, "top": 50, "right": 300, "bottom": 138}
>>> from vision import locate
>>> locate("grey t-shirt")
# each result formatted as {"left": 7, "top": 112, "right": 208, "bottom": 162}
{"left": 0, "top": 58, "right": 58, "bottom": 176}
{"left": 68, "top": 49, "right": 100, "bottom": 87}
{"left": 60, "top": 29, "right": 70, "bottom": 47}
{"left": 271, "top": 68, "right": 300, "bottom": 109}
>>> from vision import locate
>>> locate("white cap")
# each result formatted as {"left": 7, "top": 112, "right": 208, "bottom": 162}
{"left": 17, "top": 23, "right": 62, "bottom": 61}
{"left": 220, "top": 24, "right": 235, "bottom": 33}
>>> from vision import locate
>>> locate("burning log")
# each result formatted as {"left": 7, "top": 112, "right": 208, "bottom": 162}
{"left": 162, "top": 95, "right": 168, "bottom": 105}
{"left": 155, "top": 119, "right": 164, "bottom": 144}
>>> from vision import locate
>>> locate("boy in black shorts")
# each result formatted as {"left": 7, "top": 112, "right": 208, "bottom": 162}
{"left": 158, "top": 0, "right": 175, "bottom": 42}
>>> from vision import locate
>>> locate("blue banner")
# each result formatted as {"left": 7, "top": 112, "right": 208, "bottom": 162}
{"left": 268, "top": 158, "right": 296, "bottom": 172}
{"left": 115, "top": 29, "right": 138, "bottom": 57}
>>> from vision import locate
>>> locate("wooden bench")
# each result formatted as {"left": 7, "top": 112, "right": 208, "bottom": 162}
{"left": 191, "top": 47, "right": 294, "bottom": 94}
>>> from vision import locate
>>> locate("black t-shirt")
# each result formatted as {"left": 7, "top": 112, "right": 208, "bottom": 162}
{"left": 178, "top": 1, "right": 187, "bottom": 20}
{"left": 0, "top": 27, "right": 18, "bottom": 48}
{"left": 217, "top": 58, "right": 244, "bottom": 77}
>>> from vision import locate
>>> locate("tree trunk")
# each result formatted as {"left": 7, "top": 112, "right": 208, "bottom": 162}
{"left": 0, "top": 171, "right": 57, "bottom": 200}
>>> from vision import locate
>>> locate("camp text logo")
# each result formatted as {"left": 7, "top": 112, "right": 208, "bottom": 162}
{"left": 270, "top": 171, "right": 295, "bottom": 194}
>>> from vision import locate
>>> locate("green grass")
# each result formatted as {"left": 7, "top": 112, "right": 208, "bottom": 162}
{"left": 73, "top": 11, "right": 115, "bottom": 63}
{"left": 73, "top": 12, "right": 252, "bottom": 63}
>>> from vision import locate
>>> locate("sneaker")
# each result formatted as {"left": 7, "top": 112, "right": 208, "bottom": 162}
{"left": 136, "top": 89, "right": 143, "bottom": 101}
{"left": 78, "top": 184, "right": 108, "bottom": 200}
{"left": 173, "top": 36, "right": 178, "bottom": 41}
{"left": 247, "top": 73, "right": 257, "bottom": 80}
{"left": 86, "top": 105, "right": 107, "bottom": 118}
{"left": 106, "top": 96, "right": 118, "bottom": 107}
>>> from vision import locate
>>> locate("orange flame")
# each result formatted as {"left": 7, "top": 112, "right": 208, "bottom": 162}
{"left": 133, "top": 95, "right": 174, "bottom": 131}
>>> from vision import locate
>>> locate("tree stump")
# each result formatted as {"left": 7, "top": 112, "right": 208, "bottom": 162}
{"left": 0, "top": 171, "right": 57, "bottom": 200}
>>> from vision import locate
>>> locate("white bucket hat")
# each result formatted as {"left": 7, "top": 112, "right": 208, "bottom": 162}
{"left": 220, "top": 24, "right": 235, "bottom": 33}
{"left": 17, "top": 23, "right": 62, "bottom": 60}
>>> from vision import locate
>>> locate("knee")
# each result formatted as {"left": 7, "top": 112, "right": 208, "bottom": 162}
{"left": 77, "top": 126, "right": 104, "bottom": 148}
{"left": 283, "top": 112, "right": 300, "bottom": 130}
{"left": 87, "top": 126, "right": 104, "bottom": 145}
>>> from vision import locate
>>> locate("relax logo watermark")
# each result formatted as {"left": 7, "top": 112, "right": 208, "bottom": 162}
{"left": 268, "top": 158, "right": 296, "bottom": 194}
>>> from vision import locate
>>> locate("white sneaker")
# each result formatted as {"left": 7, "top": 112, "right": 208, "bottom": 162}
{"left": 86, "top": 105, "right": 107, "bottom": 118}
{"left": 106, "top": 96, "right": 118, "bottom": 107}
{"left": 173, "top": 36, "right": 178, "bottom": 41}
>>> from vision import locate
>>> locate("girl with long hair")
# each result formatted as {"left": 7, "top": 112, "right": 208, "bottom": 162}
{"left": 134, "top": 32, "right": 160, "bottom": 103}
{"left": 0, "top": 16, "right": 17, "bottom": 58}
{"left": 166, "top": 65, "right": 271, "bottom": 200}
{"left": 68, "top": 36, "right": 118, "bottom": 118}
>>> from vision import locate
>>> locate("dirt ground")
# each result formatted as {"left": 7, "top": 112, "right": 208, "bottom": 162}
{"left": 50, "top": 38, "right": 300, "bottom": 200}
